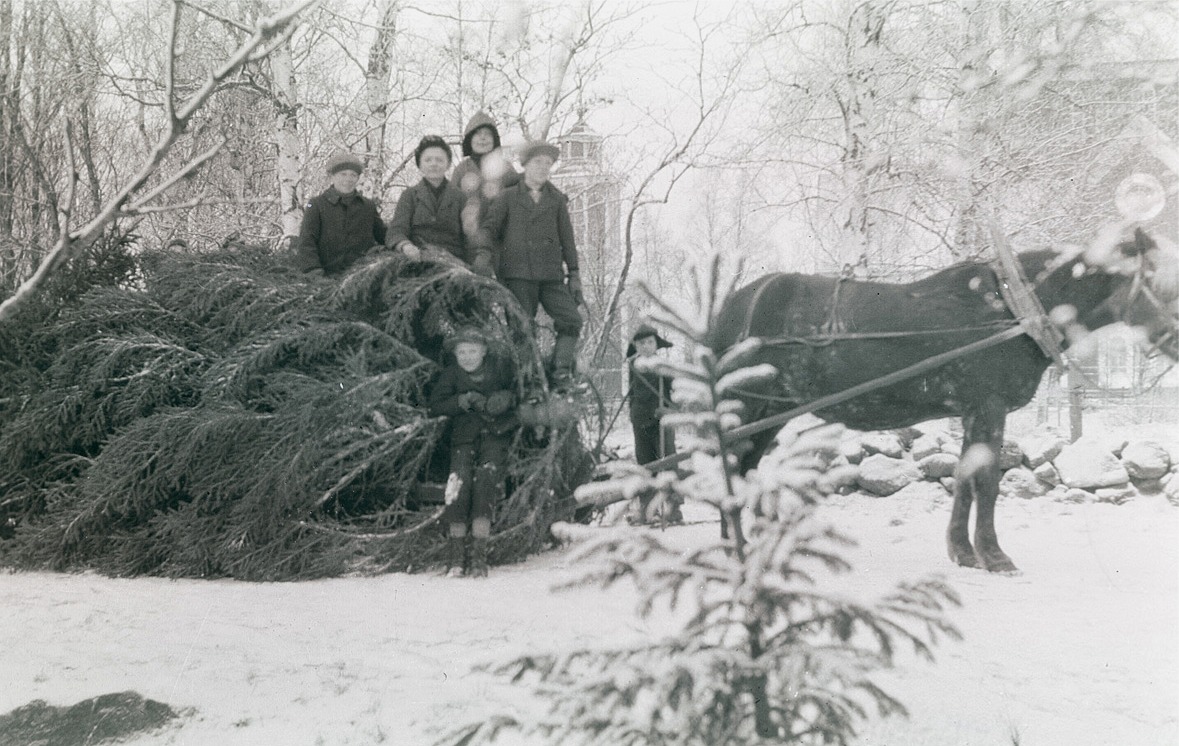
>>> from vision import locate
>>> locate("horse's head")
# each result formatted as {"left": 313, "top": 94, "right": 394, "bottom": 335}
{"left": 1098, "top": 228, "right": 1179, "bottom": 360}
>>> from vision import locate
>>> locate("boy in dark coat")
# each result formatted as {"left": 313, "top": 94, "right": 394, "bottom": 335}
{"left": 479, "top": 141, "right": 583, "bottom": 387}
{"left": 296, "top": 151, "right": 387, "bottom": 276}
{"left": 627, "top": 323, "right": 682, "bottom": 525}
{"left": 387, "top": 136, "right": 469, "bottom": 268}
{"left": 428, "top": 327, "right": 517, "bottom": 577}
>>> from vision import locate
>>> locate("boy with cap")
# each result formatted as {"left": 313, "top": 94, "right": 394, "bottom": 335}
{"left": 627, "top": 322, "right": 682, "bottom": 525}
{"left": 296, "top": 151, "right": 387, "bottom": 276}
{"left": 479, "top": 141, "right": 583, "bottom": 388}
{"left": 428, "top": 327, "right": 517, "bottom": 577}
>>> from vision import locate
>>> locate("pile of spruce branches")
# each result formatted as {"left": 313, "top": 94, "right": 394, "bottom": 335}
{"left": 0, "top": 243, "right": 589, "bottom": 580}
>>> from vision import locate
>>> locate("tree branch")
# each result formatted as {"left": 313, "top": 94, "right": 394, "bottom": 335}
{"left": 0, "top": 0, "right": 317, "bottom": 323}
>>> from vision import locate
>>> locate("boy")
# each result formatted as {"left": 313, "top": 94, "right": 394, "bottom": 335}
{"left": 428, "top": 327, "right": 517, "bottom": 577}
{"left": 479, "top": 141, "right": 583, "bottom": 388}
{"left": 296, "top": 151, "right": 387, "bottom": 276}
{"left": 626, "top": 322, "right": 683, "bottom": 525}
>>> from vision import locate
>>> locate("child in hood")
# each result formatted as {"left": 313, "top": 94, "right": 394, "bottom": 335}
{"left": 453, "top": 112, "right": 520, "bottom": 277}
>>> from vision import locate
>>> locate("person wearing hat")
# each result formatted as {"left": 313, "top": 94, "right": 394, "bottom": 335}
{"left": 428, "top": 326, "right": 518, "bottom": 577}
{"left": 386, "top": 135, "right": 470, "bottom": 268}
{"left": 296, "top": 151, "right": 387, "bottom": 276}
{"left": 479, "top": 140, "right": 583, "bottom": 388}
{"left": 627, "top": 322, "right": 682, "bottom": 524}
{"left": 453, "top": 112, "right": 521, "bottom": 277}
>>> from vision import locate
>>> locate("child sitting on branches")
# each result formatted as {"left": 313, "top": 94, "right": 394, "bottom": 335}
{"left": 428, "top": 327, "right": 517, "bottom": 577}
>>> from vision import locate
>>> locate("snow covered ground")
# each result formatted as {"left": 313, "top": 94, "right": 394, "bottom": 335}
{"left": 2, "top": 422, "right": 1177, "bottom": 745}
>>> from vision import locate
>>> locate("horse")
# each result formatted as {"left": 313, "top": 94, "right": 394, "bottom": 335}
{"left": 709, "top": 228, "right": 1178, "bottom": 572}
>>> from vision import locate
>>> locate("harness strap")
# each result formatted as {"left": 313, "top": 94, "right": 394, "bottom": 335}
{"left": 641, "top": 324, "right": 1027, "bottom": 474}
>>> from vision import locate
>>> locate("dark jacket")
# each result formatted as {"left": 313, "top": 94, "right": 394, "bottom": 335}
{"left": 386, "top": 178, "right": 466, "bottom": 260}
{"left": 628, "top": 357, "right": 674, "bottom": 428}
{"left": 428, "top": 356, "right": 517, "bottom": 445}
{"left": 295, "top": 187, "right": 386, "bottom": 274}
{"left": 481, "top": 181, "right": 578, "bottom": 282}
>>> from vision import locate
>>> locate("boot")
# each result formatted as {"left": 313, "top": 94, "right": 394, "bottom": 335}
{"left": 469, "top": 537, "right": 489, "bottom": 578}
{"left": 445, "top": 535, "right": 469, "bottom": 577}
{"left": 549, "top": 335, "right": 580, "bottom": 392}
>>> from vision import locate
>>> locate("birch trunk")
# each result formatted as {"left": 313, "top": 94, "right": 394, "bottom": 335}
{"left": 364, "top": 0, "right": 398, "bottom": 200}
{"left": 269, "top": 36, "right": 302, "bottom": 248}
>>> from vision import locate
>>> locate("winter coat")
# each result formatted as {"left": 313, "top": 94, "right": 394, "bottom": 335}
{"left": 428, "top": 357, "right": 517, "bottom": 445}
{"left": 480, "top": 181, "right": 579, "bottom": 282}
{"left": 295, "top": 187, "right": 386, "bottom": 274}
{"left": 628, "top": 358, "right": 675, "bottom": 429}
{"left": 386, "top": 178, "right": 466, "bottom": 261}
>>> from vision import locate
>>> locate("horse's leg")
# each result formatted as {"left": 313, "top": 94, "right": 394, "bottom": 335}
{"left": 951, "top": 397, "right": 1016, "bottom": 572}
{"left": 720, "top": 428, "right": 779, "bottom": 539}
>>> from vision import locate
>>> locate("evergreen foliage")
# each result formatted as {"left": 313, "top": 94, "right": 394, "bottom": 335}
{"left": 0, "top": 246, "right": 589, "bottom": 579}
{"left": 451, "top": 258, "right": 960, "bottom": 745}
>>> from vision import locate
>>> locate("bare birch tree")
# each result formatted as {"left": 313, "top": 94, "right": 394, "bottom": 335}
{"left": 0, "top": 0, "right": 316, "bottom": 323}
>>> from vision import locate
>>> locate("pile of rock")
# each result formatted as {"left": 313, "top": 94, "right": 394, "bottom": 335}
{"left": 836, "top": 425, "right": 1178, "bottom": 504}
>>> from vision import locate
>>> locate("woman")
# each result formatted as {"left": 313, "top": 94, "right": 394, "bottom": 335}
{"left": 386, "top": 135, "right": 467, "bottom": 266}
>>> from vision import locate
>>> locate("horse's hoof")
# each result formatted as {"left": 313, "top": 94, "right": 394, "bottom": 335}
{"left": 979, "top": 553, "right": 1019, "bottom": 574}
{"left": 949, "top": 549, "right": 978, "bottom": 568}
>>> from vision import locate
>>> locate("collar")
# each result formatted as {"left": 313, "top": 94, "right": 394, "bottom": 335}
{"left": 325, "top": 186, "right": 362, "bottom": 205}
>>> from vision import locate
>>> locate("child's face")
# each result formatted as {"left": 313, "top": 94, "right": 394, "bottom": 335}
{"left": 419, "top": 147, "right": 450, "bottom": 183}
{"left": 470, "top": 127, "right": 495, "bottom": 155}
{"left": 455, "top": 341, "right": 487, "bottom": 372}
{"left": 634, "top": 336, "right": 658, "bottom": 357}
{"left": 331, "top": 168, "right": 360, "bottom": 194}
{"left": 523, "top": 154, "right": 554, "bottom": 185}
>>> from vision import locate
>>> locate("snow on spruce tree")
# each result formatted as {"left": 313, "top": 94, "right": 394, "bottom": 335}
{"left": 451, "top": 256, "right": 961, "bottom": 745}
{"left": 0, "top": 244, "right": 590, "bottom": 579}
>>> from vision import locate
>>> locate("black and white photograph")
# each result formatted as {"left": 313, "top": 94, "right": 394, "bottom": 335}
{"left": 0, "top": 0, "right": 1176, "bottom": 744}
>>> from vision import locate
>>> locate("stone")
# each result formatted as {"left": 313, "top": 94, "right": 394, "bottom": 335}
{"left": 861, "top": 432, "right": 905, "bottom": 459}
{"left": 891, "top": 427, "right": 923, "bottom": 449}
{"left": 856, "top": 454, "right": 921, "bottom": 496}
{"left": 910, "top": 432, "right": 947, "bottom": 461}
{"left": 940, "top": 476, "right": 956, "bottom": 493}
{"left": 1120, "top": 440, "right": 1171, "bottom": 480}
{"left": 839, "top": 434, "right": 864, "bottom": 465}
{"left": 1017, "top": 429, "right": 1068, "bottom": 469}
{"left": 999, "top": 467, "right": 1048, "bottom": 498}
{"left": 1054, "top": 437, "right": 1129, "bottom": 490}
{"left": 1057, "top": 487, "right": 1093, "bottom": 504}
{"left": 1095, "top": 485, "right": 1136, "bottom": 505}
{"left": 918, "top": 453, "right": 958, "bottom": 480}
{"left": 999, "top": 439, "right": 1024, "bottom": 470}
{"left": 1032, "top": 462, "right": 1061, "bottom": 487}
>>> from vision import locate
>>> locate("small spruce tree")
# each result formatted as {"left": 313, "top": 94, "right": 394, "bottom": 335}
{"left": 448, "top": 256, "right": 960, "bottom": 745}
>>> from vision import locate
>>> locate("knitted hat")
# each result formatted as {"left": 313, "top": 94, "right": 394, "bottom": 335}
{"left": 626, "top": 323, "right": 672, "bottom": 357}
{"left": 414, "top": 135, "right": 453, "bottom": 167}
{"left": 518, "top": 141, "right": 560, "bottom": 166}
{"left": 326, "top": 151, "right": 363, "bottom": 175}
{"left": 461, "top": 111, "right": 502, "bottom": 158}
{"left": 444, "top": 326, "right": 489, "bottom": 351}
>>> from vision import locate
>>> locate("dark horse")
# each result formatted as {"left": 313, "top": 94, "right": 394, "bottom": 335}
{"left": 710, "top": 229, "right": 1178, "bottom": 572}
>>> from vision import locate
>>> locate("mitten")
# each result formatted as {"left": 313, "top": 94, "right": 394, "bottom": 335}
{"left": 471, "top": 250, "right": 495, "bottom": 278}
{"left": 566, "top": 270, "right": 584, "bottom": 306}
{"left": 485, "top": 390, "right": 513, "bottom": 416}
{"left": 399, "top": 241, "right": 422, "bottom": 260}
{"left": 458, "top": 391, "right": 487, "bottom": 412}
